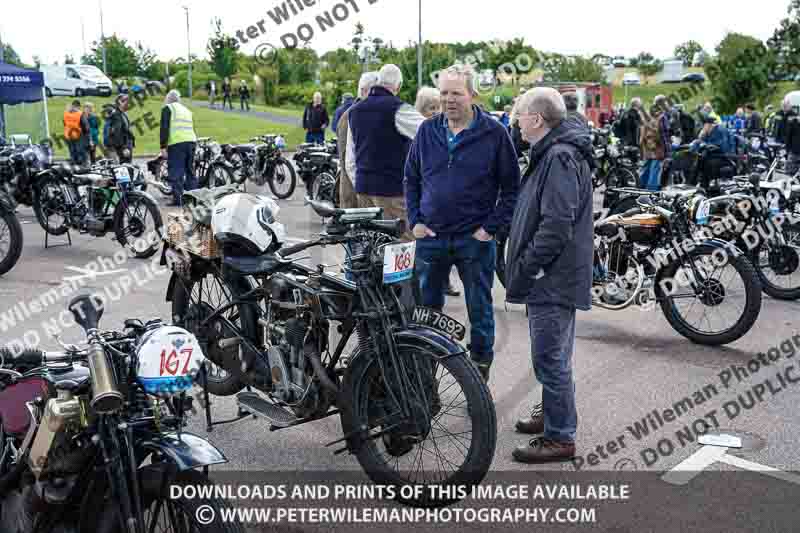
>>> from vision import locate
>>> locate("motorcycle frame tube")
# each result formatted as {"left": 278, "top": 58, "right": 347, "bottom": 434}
{"left": 652, "top": 238, "right": 744, "bottom": 301}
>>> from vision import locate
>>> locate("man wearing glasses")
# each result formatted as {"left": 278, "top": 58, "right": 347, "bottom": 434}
{"left": 505, "top": 87, "right": 594, "bottom": 464}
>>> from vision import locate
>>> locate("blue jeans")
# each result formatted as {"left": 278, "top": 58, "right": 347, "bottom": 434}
{"left": 415, "top": 234, "right": 496, "bottom": 365}
{"left": 306, "top": 131, "right": 325, "bottom": 144}
{"left": 639, "top": 159, "right": 662, "bottom": 191}
{"left": 168, "top": 141, "right": 197, "bottom": 204}
{"left": 67, "top": 139, "right": 86, "bottom": 165}
{"left": 527, "top": 303, "right": 577, "bottom": 443}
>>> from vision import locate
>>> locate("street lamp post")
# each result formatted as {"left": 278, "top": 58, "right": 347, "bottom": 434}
{"left": 99, "top": 0, "right": 107, "bottom": 73}
{"left": 417, "top": 0, "right": 422, "bottom": 89}
{"left": 183, "top": 6, "right": 192, "bottom": 100}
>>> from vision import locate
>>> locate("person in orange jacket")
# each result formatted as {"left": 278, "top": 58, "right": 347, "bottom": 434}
{"left": 63, "top": 99, "right": 89, "bottom": 165}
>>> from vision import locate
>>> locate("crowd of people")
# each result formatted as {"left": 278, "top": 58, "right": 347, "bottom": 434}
{"left": 205, "top": 78, "right": 252, "bottom": 111}
{"left": 62, "top": 94, "right": 135, "bottom": 165}
{"left": 334, "top": 63, "right": 593, "bottom": 465}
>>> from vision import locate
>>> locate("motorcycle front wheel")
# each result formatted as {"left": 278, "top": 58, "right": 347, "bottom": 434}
{"left": 113, "top": 192, "right": 163, "bottom": 258}
{"left": 0, "top": 209, "right": 23, "bottom": 276}
{"left": 341, "top": 342, "right": 496, "bottom": 507}
{"left": 267, "top": 158, "right": 297, "bottom": 199}
{"left": 657, "top": 248, "right": 762, "bottom": 345}
{"left": 32, "top": 175, "right": 71, "bottom": 236}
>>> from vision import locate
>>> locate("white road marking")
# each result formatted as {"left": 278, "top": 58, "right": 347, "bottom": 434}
{"left": 62, "top": 265, "right": 127, "bottom": 282}
{"left": 662, "top": 445, "right": 800, "bottom": 487}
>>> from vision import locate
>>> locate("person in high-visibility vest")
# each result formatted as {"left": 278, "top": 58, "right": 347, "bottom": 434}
{"left": 160, "top": 90, "right": 198, "bottom": 207}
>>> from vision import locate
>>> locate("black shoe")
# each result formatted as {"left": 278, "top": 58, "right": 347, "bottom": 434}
{"left": 445, "top": 283, "right": 460, "bottom": 297}
{"left": 515, "top": 403, "right": 544, "bottom": 434}
{"left": 512, "top": 437, "right": 576, "bottom": 464}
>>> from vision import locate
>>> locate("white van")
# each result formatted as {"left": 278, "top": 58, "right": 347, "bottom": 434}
{"left": 41, "top": 65, "right": 113, "bottom": 97}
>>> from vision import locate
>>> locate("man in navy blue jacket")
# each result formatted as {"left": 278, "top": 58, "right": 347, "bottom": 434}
{"left": 504, "top": 87, "right": 594, "bottom": 464}
{"left": 405, "top": 64, "right": 520, "bottom": 382}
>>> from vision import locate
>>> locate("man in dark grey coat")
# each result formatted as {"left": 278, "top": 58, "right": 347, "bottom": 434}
{"left": 504, "top": 87, "right": 594, "bottom": 464}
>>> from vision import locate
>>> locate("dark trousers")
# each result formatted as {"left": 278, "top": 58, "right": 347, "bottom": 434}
{"left": 415, "top": 234, "right": 496, "bottom": 365}
{"left": 240, "top": 97, "right": 250, "bottom": 111}
{"left": 88, "top": 144, "right": 97, "bottom": 164}
{"left": 306, "top": 131, "right": 325, "bottom": 144}
{"left": 527, "top": 303, "right": 577, "bottom": 443}
{"left": 168, "top": 141, "right": 197, "bottom": 204}
{"left": 222, "top": 94, "right": 233, "bottom": 109}
{"left": 67, "top": 139, "right": 86, "bottom": 165}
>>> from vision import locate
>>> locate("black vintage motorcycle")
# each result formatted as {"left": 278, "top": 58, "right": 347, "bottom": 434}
{"left": 32, "top": 163, "right": 163, "bottom": 258}
{"left": 591, "top": 129, "right": 639, "bottom": 189}
{"left": 222, "top": 135, "right": 296, "bottom": 199}
{"left": 0, "top": 294, "right": 242, "bottom": 533}
{"left": 0, "top": 190, "right": 23, "bottom": 276}
{"left": 293, "top": 141, "right": 339, "bottom": 206}
{"left": 163, "top": 200, "right": 496, "bottom": 507}
{"left": 0, "top": 141, "right": 52, "bottom": 207}
{"left": 593, "top": 193, "right": 762, "bottom": 345}
{"left": 193, "top": 138, "right": 235, "bottom": 189}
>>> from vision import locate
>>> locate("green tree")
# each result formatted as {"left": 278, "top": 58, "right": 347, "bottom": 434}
{"left": 629, "top": 52, "right": 654, "bottom": 68}
{"left": 706, "top": 32, "right": 776, "bottom": 113}
{"left": 767, "top": 0, "right": 800, "bottom": 80}
{"left": 206, "top": 18, "right": 240, "bottom": 80}
{"left": 639, "top": 60, "right": 663, "bottom": 83}
{"left": 85, "top": 35, "right": 138, "bottom": 77}
{"left": 0, "top": 43, "right": 22, "bottom": 67}
{"left": 674, "top": 40, "right": 704, "bottom": 66}
{"left": 485, "top": 38, "right": 539, "bottom": 86}
{"left": 135, "top": 42, "right": 158, "bottom": 78}
{"left": 320, "top": 48, "right": 361, "bottom": 108}
{"left": 276, "top": 48, "right": 318, "bottom": 85}
{"left": 542, "top": 54, "right": 604, "bottom": 83}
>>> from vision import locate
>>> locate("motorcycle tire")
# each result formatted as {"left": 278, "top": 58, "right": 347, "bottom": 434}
{"left": 32, "top": 175, "right": 71, "bottom": 236}
{"left": 750, "top": 238, "right": 800, "bottom": 300}
{"left": 113, "top": 192, "right": 164, "bottom": 259}
{"left": 658, "top": 249, "right": 762, "bottom": 346}
{"left": 0, "top": 209, "right": 23, "bottom": 277}
{"left": 171, "top": 271, "right": 255, "bottom": 397}
{"left": 341, "top": 342, "right": 496, "bottom": 508}
{"left": 137, "top": 466, "right": 245, "bottom": 533}
{"left": 267, "top": 158, "right": 297, "bottom": 199}
{"left": 227, "top": 152, "right": 249, "bottom": 184}
{"left": 205, "top": 163, "right": 234, "bottom": 189}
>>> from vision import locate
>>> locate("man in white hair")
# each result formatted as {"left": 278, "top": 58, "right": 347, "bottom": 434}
{"left": 504, "top": 87, "right": 594, "bottom": 464}
{"left": 337, "top": 71, "right": 378, "bottom": 209}
{"left": 303, "top": 91, "right": 329, "bottom": 145}
{"left": 159, "top": 89, "right": 197, "bottom": 206}
{"left": 347, "top": 64, "right": 425, "bottom": 233}
{"left": 405, "top": 64, "right": 520, "bottom": 381}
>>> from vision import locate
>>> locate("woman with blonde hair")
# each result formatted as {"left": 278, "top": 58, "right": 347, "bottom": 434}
{"left": 83, "top": 102, "right": 100, "bottom": 164}
{"left": 415, "top": 86, "right": 441, "bottom": 119}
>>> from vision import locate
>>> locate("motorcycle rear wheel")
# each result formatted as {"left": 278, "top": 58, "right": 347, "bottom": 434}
{"left": 267, "top": 158, "right": 297, "bottom": 199}
{"left": 0, "top": 209, "right": 23, "bottom": 276}
{"left": 32, "top": 175, "right": 70, "bottom": 236}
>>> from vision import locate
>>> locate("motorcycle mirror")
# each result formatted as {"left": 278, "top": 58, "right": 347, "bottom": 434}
{"left": 68, "top": 292, "right": 105, "bottom": 333}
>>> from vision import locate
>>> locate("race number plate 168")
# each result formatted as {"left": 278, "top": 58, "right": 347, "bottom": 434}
{"left": 383, "top": 241, "right": 416, "bottom": 284}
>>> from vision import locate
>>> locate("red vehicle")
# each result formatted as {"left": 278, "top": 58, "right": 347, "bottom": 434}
{"left": 529, "top": 82, "right": 614, "bottom": 126}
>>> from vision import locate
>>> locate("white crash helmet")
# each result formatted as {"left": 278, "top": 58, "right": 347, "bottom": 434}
{"left": 211, "top": 193, "right": 286, "bottom": 255}
{"left": 136, "top": 325, "right": 206, "bottom": 397}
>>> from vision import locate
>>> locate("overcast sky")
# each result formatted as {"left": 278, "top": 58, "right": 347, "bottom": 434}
{"left": 2, "top": 0, "right": 792, "bottom": 66}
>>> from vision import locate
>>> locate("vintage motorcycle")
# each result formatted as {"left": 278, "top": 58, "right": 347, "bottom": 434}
{"left": 593, "top": 192, "right": 762, "bottom": 345}
{"left": 162, "top": 192, "right": 496, "bottom": 507}
{"left": 0, "top": 189, "right": 23, "bottom": 276}
{"left": 193, "top": 138, "right": 236, "bottom": 189}
{"left": 293, "top": 141, "right": 339, "bottom": 206}
{"left": 32, "top": 163, "right": 163, "bottom": 258}
{"left": 591, "top": 128, "right": 639, "bottom": 189}
{"left": 0, "top": 141, "right": 52, "bottom": 208}
{"left": 0, "top": 294, "right": 242, "bottom": 533}
{"left": 222, "top": 134, "right": 296, "bottom": 199}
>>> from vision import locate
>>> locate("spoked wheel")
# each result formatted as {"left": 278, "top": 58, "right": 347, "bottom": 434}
{"left": 752, "top": 231, "right": 800, "bottom": 300}
{"left": 33, "top": 176, "right": 70, "bottom": 235}
{"left": 139, "top": 467, "right": 244, "bottom": 533}
{"left": 267, "top": 158, "right": 297, "bottom": 199}
{"left": 227, "top": 152, "right": 248, "bottom": 184}
{"left": 342, "top": 344, "right": 496, "bottom": 507}
{"left": 113, "top": 192, "right": 163, "bottom": 258}
{"left": 206, "top": 163, "right": 234, "bottom": 189}
{"left": 658, "top": 249, "right": 762, "bottom": 345}
{"left": 0, "top": 210, "right": 23, "bottom": 276}
{"left": 172, "top": 269, "right": 254, "bottom": 396}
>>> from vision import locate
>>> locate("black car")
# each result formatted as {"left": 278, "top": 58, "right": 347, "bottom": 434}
{"left": 681, "top": 73, "right": 706, "bottom": 83}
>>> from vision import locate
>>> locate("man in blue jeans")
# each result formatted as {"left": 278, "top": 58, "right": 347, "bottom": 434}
{"left": 504, "top": 87, "right": 594, "bottom": 463}
{"left": 405, "top": 64, "right": 520, "bottom": 382}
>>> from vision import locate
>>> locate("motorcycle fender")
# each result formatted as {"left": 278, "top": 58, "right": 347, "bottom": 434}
{"left": 346, "top": 326, "right": 468, "bottom": 372}
{"left": 653, "top": 238, "right": 743, "bottom": 297}
{"left": 138, "top": 431, "right": 227, "bottom": 471}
